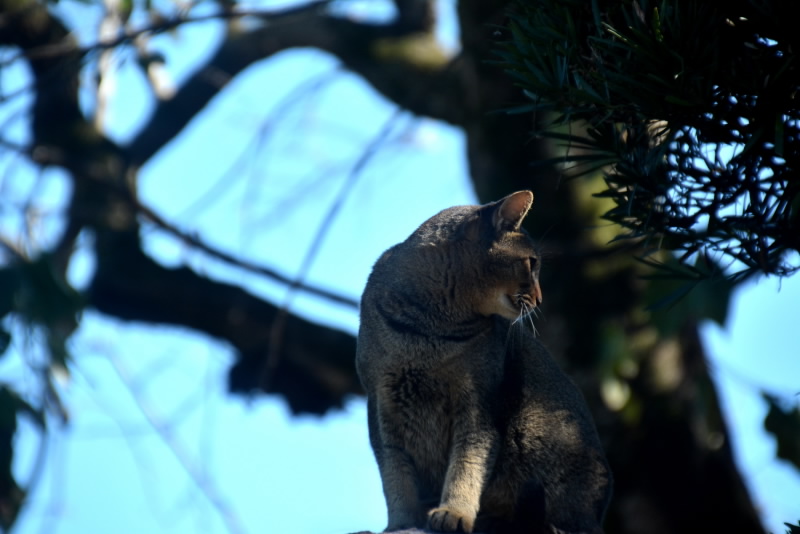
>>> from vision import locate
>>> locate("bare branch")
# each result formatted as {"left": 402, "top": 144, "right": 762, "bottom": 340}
{"left": 127, "top": 1, "right": 468, "bottom": 167}
{"left": 1, "top": 2, "right": 332, "bottom": 64}
{"left": 87, "top": 230, "right": 360, "bottom": 414}
{"left": 392, "top": 0, "right": 435, "bottom": 31}
{"left": 2, "top": 0, "right": 360, "bottom": 417}
{"left": 281, "top": 107, "right": 404, "bottom": 304}
{"left": 134, "top": 195, "right": 359, "bottom": 310}
{"left": 0, "top": 0, "right": 84, "bottom": 149}
{"left": 107, "top": 351, "right": 247, "bottom": 534}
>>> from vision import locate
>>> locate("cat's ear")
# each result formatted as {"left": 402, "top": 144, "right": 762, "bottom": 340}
{"left": 493, "top": 190, "right": 534, "bottom": 232}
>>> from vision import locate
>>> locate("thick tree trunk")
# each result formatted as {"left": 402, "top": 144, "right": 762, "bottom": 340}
{"left": 452, "top": 4, "right": 764, "bottom": 533}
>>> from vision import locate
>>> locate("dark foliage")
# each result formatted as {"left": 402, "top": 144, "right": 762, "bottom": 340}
{"left": 499, "top": 0, "right": 800, "bottom": 279}
{"left": 763, "top": 393, "right": 800, "bottom": 471}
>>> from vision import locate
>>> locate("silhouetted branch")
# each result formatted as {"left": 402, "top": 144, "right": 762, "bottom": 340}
{"left": 1, "top": 2, "right": 331, "bottom": 65}
{"left": 175, "top": 67, "right": 343, "bottom": 222}
{"left": 127, "top": 0, "right": 467, "bottom": 167}
{"left": 135, "top": 196, "right": 359, "bottom": 309}
{"left": 87, "top": 230, "right": 360, "bottom": 413}
{"left": 2, "top": 0, "right": 362, "bottom": 415}
{"left": 283, "top": 107, "right": 404, "bottom": 303}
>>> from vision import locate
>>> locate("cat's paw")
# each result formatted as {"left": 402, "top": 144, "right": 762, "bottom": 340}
{"left": 427, "top": 506, "right": 475, "bottom": 533}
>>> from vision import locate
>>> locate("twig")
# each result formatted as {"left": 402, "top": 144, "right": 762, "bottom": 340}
{"left": 287, "top": 106, "right": 406, "bottom": 297}
{"left": 177, "top": 67, "right": 342, "bottom": 223}
{"left": 135, "top": 197, "right": 360, "bottom": 309}
{"left": 261, "top": 106, "right": 406, "bottom": 388}
{"left": 3, "top": 1, "right": 334, "bottom": 65}
{"left": 106, "top": 350, "right": 248, "bottom": 534}
{"left": 137, "top": 198, "right": 358, "bottom": 309}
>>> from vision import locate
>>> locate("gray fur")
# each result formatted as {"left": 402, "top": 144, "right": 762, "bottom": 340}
{"left": 356, "top": 191, "right": 612, "bottom": 534}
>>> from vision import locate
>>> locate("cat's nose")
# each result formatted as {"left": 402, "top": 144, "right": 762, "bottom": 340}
{"left": 533, "top": 281, "right": 543, "bottom": 306}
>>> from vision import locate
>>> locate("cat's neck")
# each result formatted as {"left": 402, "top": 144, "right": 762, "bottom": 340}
{"left": 368, "top": 240, "right": 500, "bottom": 340}
{"left": 374, "top": 284, "right": 493, "bottom": 340}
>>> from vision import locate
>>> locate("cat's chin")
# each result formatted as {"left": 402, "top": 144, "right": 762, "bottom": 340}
{"left": 486, "top": 293, "right": 526, "bottom": 320}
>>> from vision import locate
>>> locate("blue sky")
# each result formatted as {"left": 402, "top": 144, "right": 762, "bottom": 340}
{"left": 1, "top": 1, "right": 799, "bottom": 534}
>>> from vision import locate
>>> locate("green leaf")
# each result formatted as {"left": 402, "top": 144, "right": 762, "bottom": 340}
{"left": 502, "top": 0, "right": 800, "bottom": 278}
{"left": 642, "top": 254, "right": 735, "bottom": 335}
{"left": 651, "top": 6, "right": 664, "bottom": 42}
{"left": 571, "top": 71, "right": 605, "bottom": 103}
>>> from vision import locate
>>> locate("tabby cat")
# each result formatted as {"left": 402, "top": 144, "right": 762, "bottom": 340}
{"left": 356, "top": 191, "right": 611, "bottom": 533}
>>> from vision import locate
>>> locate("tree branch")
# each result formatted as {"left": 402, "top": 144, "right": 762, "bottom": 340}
{"left": 1, "top": 0, "right": 361, "bottom": 415}
{"left": 1, "top": 0, "right": 131, "bottom": 268}
{"left": 127, "top": 0, "right": 468, "bottom": 167}
{"left": 88, "top": 230, "right": 360, "bottom": 414}
{"left": 135, "top": 196, "right": 359, "bottom": 309}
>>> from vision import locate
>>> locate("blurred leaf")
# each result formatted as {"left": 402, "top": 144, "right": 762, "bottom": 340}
{"left": 501, "top": 0, "right": 800, "bottom": 278}
{"left": 0, "top": 330, "right": 9, "bottom": 357}
{"left": 118, "top": 0, "right": 133, "bottom": 21}
{"left": 0, "top": 268, "right": 18, "bottom": 320}
{"left": 642, "top": 254, "right": 735, "bottom": 335}
{"left": 0, "top": 257, "right": 80, "bottom": 374}
{"left": 0, "top": 386, "right": 25, "bottom": 532}
{"left": 785, "top": 521, "right": 800, "bottom": 534}
{"left": 17, "top": 255, "right": 82, "bottom": 330}
{"left": 0, "top": 387, "right": 16, "bottom": 434}
{"left": 763, "top": 393, "right": 800, "bottom": 472}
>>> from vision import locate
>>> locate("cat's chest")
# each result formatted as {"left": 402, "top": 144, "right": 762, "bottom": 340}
{"left": 381, "top": 366, "right": 452, "bottom": 418}
{"left": 378, "top": 362, "right": 491, "bottom": 438}
{"left": 379, "top": 366, "right": 460, "bottom": 477}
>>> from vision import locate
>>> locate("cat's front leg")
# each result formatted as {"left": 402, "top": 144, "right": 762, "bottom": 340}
{"left": 378, "top": 445, "right": 427, "bottom": 531}
{"left": 428, "top": 427, "right": 496, "bottom": 533}
{"left": 366, "top": 392, "right": 425, "bottom": 531}
{"left": 370, "top": 393, "right": 426, "bottom": 531}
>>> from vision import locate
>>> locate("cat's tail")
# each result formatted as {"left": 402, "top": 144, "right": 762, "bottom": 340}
{"left": 497, "top": 479, "right": 605, "bottom": 534}
{"left": 496, "top": 478, "right": 546, "bottom": 534}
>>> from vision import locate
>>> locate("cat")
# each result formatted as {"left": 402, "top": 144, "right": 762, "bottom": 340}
{"left": 355, "top": 191, "right": 612, "bottom": 533}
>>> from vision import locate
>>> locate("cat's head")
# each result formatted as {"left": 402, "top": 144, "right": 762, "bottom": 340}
{"left": 409, "top": 190, "right": 543, "bottom": 322}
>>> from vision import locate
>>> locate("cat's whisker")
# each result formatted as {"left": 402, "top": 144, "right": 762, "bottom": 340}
{"left": 508, "top": 309, "right": 527, "bottom": 349}
{"left": 511, "top": 299, "right": 538, "bottom": 338}
{"left": 512, "top": 310, "right": 526, "bottom": 343}
{"left": 525, "top": 306, "right": 539, "bottom": 337}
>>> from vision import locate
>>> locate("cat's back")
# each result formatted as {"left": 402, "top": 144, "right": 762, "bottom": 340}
{"left": 496, "top": 326, "right": 612, "bottom": 529}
